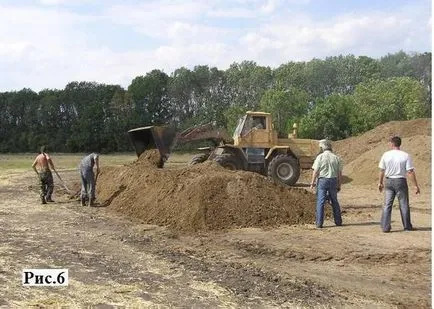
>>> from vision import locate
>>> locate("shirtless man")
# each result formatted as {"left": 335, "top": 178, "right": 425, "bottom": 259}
{"left": 32, "top": 145, "right": 56, "bottom": 204}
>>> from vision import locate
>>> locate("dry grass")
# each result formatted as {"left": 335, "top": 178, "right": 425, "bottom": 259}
{"left": 0, "top": 152, "right": 194, "bottom": 171}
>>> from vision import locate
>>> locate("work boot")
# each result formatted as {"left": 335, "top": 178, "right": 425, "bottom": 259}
{"left": 46, "top": 197, "right": 55, "bottom": 203}
{"left": 80, "top": 197, "right": 86, "bottom": 207}
{"left": 41, "top": 197, "right": 47, "bottom": 204}
{"left": 89, "top": 198, "right": 95, "bottom": 207}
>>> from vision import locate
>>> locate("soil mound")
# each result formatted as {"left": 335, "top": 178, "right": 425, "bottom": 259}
{"left": 96, "top": 160, "right": 316, "bottom": 232}
{"left": 137, "top": 149, "right": 164, "bottom": 168}
{"left": 343, "top": 136, "right": 431, "bottom": 186}
{"left": 334, "top": 118, "right": 431, "bottom": 164}
{"left": 334, "top": 118, "right": 431, "bottom": 186}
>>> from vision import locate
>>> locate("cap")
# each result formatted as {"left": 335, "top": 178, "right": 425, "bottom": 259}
{"left": 319, "top": 139, "right": 332, "bottom": 150}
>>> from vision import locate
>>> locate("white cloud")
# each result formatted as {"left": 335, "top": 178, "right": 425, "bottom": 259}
{"left": 237, "top": 7, "right": 431, "bottom": 65}
{"left": 0, "top": 1, "right": 431, "bottom": 91}
{"left": 39, "top": 0, "right": 65, "bottom": 5}
{"left": 39, "top": 0, "right": 96, "bottom": 6}
{"left": 102, "top": 1, "right": 212, "bottom": 41}
{"left": 165, "top": 21, "right": 233, "bottom": 45}
{"left": 207, "top": 7, "right": 255, "bottom": 18}
{"left": 259, "top": 0, "right": 282, "bottom": 15}
{"left": 105, "top": 1, "right": 208, "bottom": 24}
{"left": 154, "top": 42, "right": 230, "bottom": 69}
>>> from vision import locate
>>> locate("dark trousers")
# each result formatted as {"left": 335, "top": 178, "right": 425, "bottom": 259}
{"left": 39, "top": 171, "right": 54, "bottom": 201}
{"left": 381, "top": 178, "right": 412, "bottom": 232}
{"left": 316, "top": 177, "right": 342, "bottom": 227}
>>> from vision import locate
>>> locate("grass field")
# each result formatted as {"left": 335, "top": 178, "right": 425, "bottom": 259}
{"left": 0, "top": 152, "right": 194, "bottom": 171}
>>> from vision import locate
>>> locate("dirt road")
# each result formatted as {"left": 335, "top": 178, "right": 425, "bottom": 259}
{"left": 0, "top": 169, "right": 431, "bottom": 308}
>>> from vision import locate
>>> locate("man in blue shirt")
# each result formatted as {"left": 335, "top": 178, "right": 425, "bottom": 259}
{"left": 79, "top": 153, "right": 100, "bottom": 206}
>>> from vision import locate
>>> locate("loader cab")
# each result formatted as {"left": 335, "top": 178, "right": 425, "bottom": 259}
{"left": 230, "top": 112, "right": 273, "bottom": 174}
{"left": 233, "top": 112, "right": 274, "bottom": 147}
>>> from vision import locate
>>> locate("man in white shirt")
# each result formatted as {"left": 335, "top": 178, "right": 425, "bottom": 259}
{"left": 378, "top": 136, "right": 420, "bottom": 232}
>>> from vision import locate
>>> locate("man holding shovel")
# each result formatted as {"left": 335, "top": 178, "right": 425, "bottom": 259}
{"left": 32, "top": 145, "right": 56, "bottom": 204}
{"left": 79, "top": 152, "right": 100, "bottom": 206}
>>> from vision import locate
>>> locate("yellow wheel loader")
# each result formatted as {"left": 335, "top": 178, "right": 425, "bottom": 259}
{"left": 128, "top": 111, "right": 319, "bottom": 186}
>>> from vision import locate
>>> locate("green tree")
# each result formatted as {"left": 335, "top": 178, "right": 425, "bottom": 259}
{"left": 351, "top": 77, "right": 430, "bottom": 133}
{"left": 274, "top": 61, "right": 307, "bottom": 92}
{"left": 298, "top": 94, "right": 356, "bottom": 140}
{"left": 38, "top": 89, "right": 66, "bottom": 151}
{"left": 303, "top": 58, "right": 338, "bottom": 99}
{"left": 62, "top": 81, "right": 124, "bottom": 152}
{"left": 379, "top": 51, "right": 413, "bottom": 78}
{"left": 224, "top": 61, "right": 273, "bottom": 110}
{"left": 128, "top": 70, "right": 170, "bottom": 125}
{"left": 329, "top": 55, "right": 381, "bottom": 94}
{"left": 190, "top": 65, "right": 229, "bottom": 127}
{"left": 3, "top": 89, "right": 39, "bottom": 152}
{"left": 168, "top": 67, "right": 195, "bottom": 127}
{"left": 223, "top": 105, "right": 249, "bottom": 135}
{"left": 259, "top": 87, "right": 309, "bottom": 136}
{"left": 104, "top": 88, "right": 135, "bottom": 151}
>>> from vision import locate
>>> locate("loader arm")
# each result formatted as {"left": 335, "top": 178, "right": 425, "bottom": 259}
{"left": 176, "top": 123, "right": 233, "bottom": 146}
{"left": 128, "top": 123, "right": 232, "bottom": 167}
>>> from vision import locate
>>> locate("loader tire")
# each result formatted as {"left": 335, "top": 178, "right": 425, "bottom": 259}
{"left": 214, "top": 153, "right": 240, "bottom": 170}
{"left": 268, "top": 154, "right": 300, "bottom": 186}
{"left": 189, "top": 153, "right": 209, "bottom": 165}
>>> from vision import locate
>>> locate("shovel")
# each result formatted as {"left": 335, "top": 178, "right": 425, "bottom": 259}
{"left": 53, "top": 169, "right": 74, "bottom": 195}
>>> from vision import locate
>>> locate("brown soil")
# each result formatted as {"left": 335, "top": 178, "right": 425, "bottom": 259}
{"left": 137, "top": 149, "right": 164, "bottom": 168}
{"left": 342, "top": 135, "right": 431, "bottom": 186}
{"left": 334, "top": 118, "right": 431, "bottom": 163}
{"left": 333, "top": 118, "right": 431, "bottom": 187}
{"left": 97, "top": 161, "right": 316, "bottom": 232}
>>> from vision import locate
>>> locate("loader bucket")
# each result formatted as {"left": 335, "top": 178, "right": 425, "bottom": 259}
{"left": 128, "top": 126, "right": 177, "bottom": 161}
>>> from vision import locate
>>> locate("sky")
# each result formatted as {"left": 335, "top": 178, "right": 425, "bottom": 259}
{"left": 0, "top": 0, "right": 431, "bottom": 92}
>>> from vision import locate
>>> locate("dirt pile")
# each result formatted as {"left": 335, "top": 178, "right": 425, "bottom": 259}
{"left": 334, "top": 118, "right": 431, "bottom": 163}
{"left": 137, "top": 149, "right": 164, "bottom": 168}
{"left": 334, "top": 118, "right": 431, "bottom": 186}
{"left": 96, "top": 158, "right": 316, "bottom": 232}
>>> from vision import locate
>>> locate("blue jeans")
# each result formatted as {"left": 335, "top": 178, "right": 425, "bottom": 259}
{"left": 316, "top": 178, "right": 342, "bottom": 227}
{"left": 381, "top": 178, "right": 412, "bottom": 232}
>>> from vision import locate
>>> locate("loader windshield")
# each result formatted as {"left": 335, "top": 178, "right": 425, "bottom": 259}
{"left": 233, "top": 115, "right": 246, "bottom": 139}
{"left": 234, "top": 115, "right": 266, "bottom": 138}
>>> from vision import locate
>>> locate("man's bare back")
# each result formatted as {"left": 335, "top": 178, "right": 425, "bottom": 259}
{"left": 32, "top": 153, "right": 53, "bottom": 173}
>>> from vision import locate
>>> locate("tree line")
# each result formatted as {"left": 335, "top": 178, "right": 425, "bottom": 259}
{"left": 0, "top": 51, "right": 430, "bottom": 153}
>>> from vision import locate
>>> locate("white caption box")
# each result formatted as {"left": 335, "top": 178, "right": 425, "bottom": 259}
{"left": 22, "top": 269, "right": 69, "bottom": 286}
